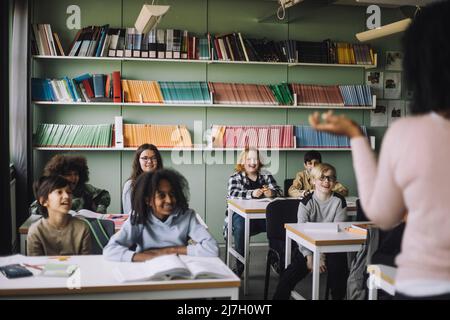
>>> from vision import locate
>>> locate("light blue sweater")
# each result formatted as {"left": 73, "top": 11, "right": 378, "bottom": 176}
{"left": 103, "top": 207, "right": 219, "bottom": 262}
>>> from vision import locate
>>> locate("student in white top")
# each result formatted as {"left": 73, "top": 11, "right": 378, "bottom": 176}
{"left": 122, "top": 144, "right": 163, "bottom": 214}
{"left": 104, "top": 169, "right": 218, "bottom": 262}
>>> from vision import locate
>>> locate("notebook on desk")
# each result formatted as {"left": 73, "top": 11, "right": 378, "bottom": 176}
{"left": 112, "top": 254, "right": 233, "bottom": 283}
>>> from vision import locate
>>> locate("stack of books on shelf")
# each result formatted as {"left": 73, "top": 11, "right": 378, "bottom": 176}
{"left": 31, "top": 24, "right": 65, "bottom": 56}
{"left": 158, "top": 82, "right": 211, "bottom": 104}
{"left": 35, "top": 124, "right": 113, "bottom": 148}
{"left": 208, "top": 82, "right": 278, "bottom": 105}
{"left": 210, "top": 125, "right": 295, "bottom": 148}
{"left": 32, "top": 71, "right": 122, "bottom": 103}
{"left": 291, "top": 84, "right": 373, "bottom": 107}
{"left": 33, "top": 24, "right": 375, "bottom": 65}
{"left": 295, "top": 125, "right": 367, "bottom": 148}
{"left": 297, "top": 40, "right": 374, "bottom": 65}
{"left": 121, "top": 80, "right": 163, "bottom": 103}
{"left": 123, "top": 124, "right": 192, "bottom": 148}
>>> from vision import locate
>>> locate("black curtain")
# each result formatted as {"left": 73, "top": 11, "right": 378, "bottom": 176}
{"left": 0, "top": 0, "right": 12, "bottom": 255}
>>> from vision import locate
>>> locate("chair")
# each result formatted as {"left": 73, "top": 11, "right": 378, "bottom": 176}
{"left": 356, "top": 199, "right": 369, "bottom": 221}
{"left": 79, "top": 217, "right": 115, "bottom": 254}
{"left": 283, "top": 178, "right": 294, "bottom": 197}
{"left": 264, "top": 199, "right": 300, "bottom": 299}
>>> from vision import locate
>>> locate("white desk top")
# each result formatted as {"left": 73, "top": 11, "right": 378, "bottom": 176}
{"left": 285, "top": 222, "right": 367, "bottom": 246}
{"left": 367, "top": 264, "right": 397, "bottom": 285}
{"left": 228, "top": 197, "right": 357, "bottom": 214}
{"left": 0, "top": 255, "right": 240, "bottom": 297}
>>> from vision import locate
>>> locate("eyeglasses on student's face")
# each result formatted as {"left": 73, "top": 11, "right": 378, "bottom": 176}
{"left": 140, "top": 156, "right": 158, "bottom": 163}
{"left": 318, "top": 175, "right": 337, "bottom": 183}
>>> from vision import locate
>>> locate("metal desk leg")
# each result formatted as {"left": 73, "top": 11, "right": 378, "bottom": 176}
{"left": 285, "top": 233, "right": 292, "bottom": 269}
{"left": 20, "top": 234, "right": 26, "bottom": 255}
{"left": 312, "top": 249, "right": 320, "bottom": 300}
{"left": 243, "top": 216, "right": 250, "bottom": 295}
{"left": 226, "top": 208, "right": 233, "bottom": 267}
{"left": 368, "top": 274, "right": 378, "bottom": 300}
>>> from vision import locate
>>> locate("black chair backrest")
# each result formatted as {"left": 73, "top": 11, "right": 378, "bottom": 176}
{"left": 266, "top": 199, "right": 300, "bottom": 240}
{"left": 356, "top": 199, "right": 369, "bottom": 221}
{"left": 266, "top": 199, "right": 300, "bottom": 270}
{"left": 79, "top": 217, "right": 115, "bottom": 254}
{"left": 283, "top": 178, "right": 294, "bottom": 197}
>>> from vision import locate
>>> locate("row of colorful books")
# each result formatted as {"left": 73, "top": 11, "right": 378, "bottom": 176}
{"left": 32, "top": 73, "right": 121, "bottom": 103}
{"left": 123, "top": 124, "right": 192, "bottom": 148}
{"left": 295, "top": 125, "right": 368, "bottom": 148}
{"left": 292, "top": 84, "right": 373, "bottom": 107}
{"left": 210, "top": 125, "right": 295, "bottom": 148}
{"left": 31, "top": 23, "right": 375, "bottom": 65}
{"left": 210, "top": 125, "right": 367, "bottom": 148}
{"left": 33, "top": 76, "right": 373, "bottom": 107}
{"left": 35, "top": 123, "right": 192, "bottom": 148}
{"left": 35, "top": 124, "right": 113, "bottom": 148}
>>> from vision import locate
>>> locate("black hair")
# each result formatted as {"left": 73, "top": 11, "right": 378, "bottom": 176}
{"left": 130, "top": 169, "right": 190, "bottom": 225}
{"left": 43, "top": 154, "right": 90, "bottom": 186}
{"left": 33, "top": 175, "right": 71, "bottom": 218}
{"left": 129, "top": 144, "right": 164, "bottom": 189}
{"left": 403, "top": 1, "right": 450, "bottom": 115}
{"left": 304, "top": 150, "right": 322, "bottom": 164}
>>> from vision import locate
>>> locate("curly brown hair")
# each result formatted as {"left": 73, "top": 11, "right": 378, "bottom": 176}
{"left": 43, "top": 154, "right": 89, "bottom": 185}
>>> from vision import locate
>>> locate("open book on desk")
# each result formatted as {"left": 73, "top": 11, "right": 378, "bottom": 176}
{"left": 253, "top": 197, "right": 297, "bottom": 203}
{"left": 113, "top": 254, "right": 233, "bottom": 283}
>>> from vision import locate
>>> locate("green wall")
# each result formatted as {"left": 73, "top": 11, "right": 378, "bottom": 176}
{"left": 31, "top": 0, "right": 405, "bottom": 243}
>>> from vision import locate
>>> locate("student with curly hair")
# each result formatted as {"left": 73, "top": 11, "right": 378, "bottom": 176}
{"left": 29, "top": 154, "right": 111, "bottom": 215}
{"left": 104, "top": 169, "right": 218, "bottom": 262}
{"left": 122, "top": 144, "right": 163, "bottom": 214}
{"left": 27, "top": 175, "right": 91, "bottom": 256}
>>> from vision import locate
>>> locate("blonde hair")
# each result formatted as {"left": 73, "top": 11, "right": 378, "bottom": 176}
{"left": 310, "top": 163, "right": 336, "bottom": 180}
{"left": 235, "top": 148, "right": 263, "bottom": 173}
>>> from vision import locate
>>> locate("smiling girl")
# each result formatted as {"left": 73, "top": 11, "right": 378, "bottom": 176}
{"left": 122, "top": 144, "right": 163, "bottom": 214}
{"left": 27, "top": 176, "right": 92, "bottom": 256}
{"left": 226, "top": 148, "right": 282, "bottom": 276}
{"left": 104, "top": 169, "right": 218, "bottom": 262}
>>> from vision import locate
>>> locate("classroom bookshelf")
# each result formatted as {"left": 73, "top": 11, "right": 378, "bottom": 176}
{"left": 30, "top": 0, "right": 401, "bottom": 241}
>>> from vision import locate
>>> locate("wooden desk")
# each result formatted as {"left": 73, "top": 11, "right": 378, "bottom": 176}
{"left": 285, "top": 222, "right": 367, "bottom": 300}
{"left": 367, "top": 264, "right": 396, "bottom": 300}
{"left": 0, "top": 255, "right": 240, "bottom": 300}
{"left": 226, "top": 198, "right": 357, "bottom": 295}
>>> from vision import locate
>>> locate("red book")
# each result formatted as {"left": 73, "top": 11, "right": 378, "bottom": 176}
{"left": 113, "top": 71, "right": 122, "bottom": 103}
{"left": 82, "top": 79, "right": 94, "bottom": 98}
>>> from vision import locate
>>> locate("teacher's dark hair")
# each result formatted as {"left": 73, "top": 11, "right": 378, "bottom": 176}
{"left": 130, "top": 169, "right": 190, "bottom": 225}
{"left": 403, "top": 1, "right": 450, "bottom": 115}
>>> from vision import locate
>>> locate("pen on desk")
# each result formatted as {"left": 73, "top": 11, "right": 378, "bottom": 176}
{"left": 22, "top": 263, "right": 43, "bottom": 271}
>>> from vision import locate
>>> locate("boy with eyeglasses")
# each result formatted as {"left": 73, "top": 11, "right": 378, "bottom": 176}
{"left": 273, "top": 163, "right": 349, "bottom": 300}
{"left": 288, "top": 150, "right": 349, "bottom": 197}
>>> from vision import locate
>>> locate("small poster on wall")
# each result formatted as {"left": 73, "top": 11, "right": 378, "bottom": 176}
{"left": 366, "top": 71, "right": 384, "bottom": 98}
{"left": 385, "top": 51, "right": 403, "bottom": 71}
{"left": 384, "top": 72, "right": 402, "bottom": 99}
{"left": 388, "top": 100, "right": 405, "bottom": 125}
{"left": 370, "top": 99, "right": 388, "bottom": 127}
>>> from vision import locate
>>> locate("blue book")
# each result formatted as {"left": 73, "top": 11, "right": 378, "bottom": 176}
{"left": 73, "top": 73, "right": 92, "bottom": 83}
{"left": 92, "top": 74, "right": 105, "bottom": 98}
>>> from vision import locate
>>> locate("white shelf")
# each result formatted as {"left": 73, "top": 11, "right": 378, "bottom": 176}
{"left": 33, "top": 101, "right": 375, "bottom": 110}
{"left": 32, "top": 55, "right": 377, "bottom": 68}
{"left": 34, "top": 147, "right": 352, "bottom": 152}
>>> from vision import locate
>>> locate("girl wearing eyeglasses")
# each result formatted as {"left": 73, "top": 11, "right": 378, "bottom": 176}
{"left": 104, "top": 169, "right": 218, "bottom": 262}
{"left": 273, "top": 163, "right": 349, "bottom": 300}
{"left": 122, "top": 144, "right": 163, "bottom": 214}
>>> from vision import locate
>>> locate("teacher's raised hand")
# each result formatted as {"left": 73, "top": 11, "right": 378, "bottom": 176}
{"left": 308, "top": 110, "right": 365, "bottom": 139}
